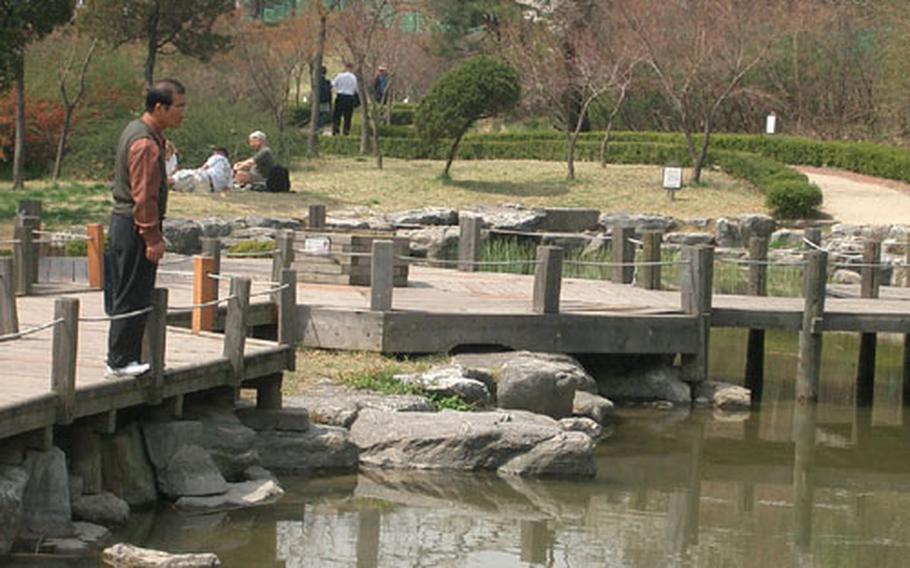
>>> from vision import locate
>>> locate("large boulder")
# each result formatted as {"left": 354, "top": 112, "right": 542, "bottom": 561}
{"left": 286, "top": 382, "right": 435, "bottom": 428}
{"left": 175, "top": 479, "right": 284, "bottom": 513}
{"left": 101, "top": 423, "right": 158, "bottom": 506}
{"left": 558, "top": 417, "right": 604, "bottom": 440}
{"left": 665, "top": 232, "right": 714, "bottom": 246}
{"left": 599, "top": 213, "right": 678, "bottom": 234}
{"left": 537, "top": 208, "right": 600, "bottom": 232}
{"left": 389, "top": 207, "right": 458, "bottom": 227}
{"left": 21, "top": 447, "right": 75, "bottom": 538}
{"left": 183, "top": 403, "right": 260, "bottom": 481}
{"left": 398, "top": 226, "right": 460, "bottom": 260}
{"left": 350, "top": 409, "right": 595, "bottom": 477}
{"left": 236, "top": 408, "right": 310, "bottom": 433}
{"left": 464, "top": 205, "right": 547, "bottom": 232}
{"left": 198, "top": 218, "right": 233, "bottom": 238}
{"left": 102, "top": 543, "right": 222, "bottom": 567}
{"left": 141, "top": 421, "right": 203, "bottom": 471}
{"left": 496, "top": 353, "right": 597, "bottom": 418}
{"left": 0, "top": 465, "right": 28, "bottom": 554}
{"left": 596, "top": 362, "right": 692, "bottom": 405}
{"left": 163, "top": 219, "right": 202, "bottom": 255}
{"left": 255, "top": 425, "right": 359, "bottom": 474}
{"left": 395, "top": 365, "right": 493, "bottom": 407}
{"left": 69, "top": 428, "right": 103, "bottom": 495}
{"left": 714, "top": 218, "right": 741, "bottom": 248}
{"left": 72, "top": 492, "right": 130, "bottom": 526}
{"left": 156, "top": 446, "right": 228, "bottom": 499}
{"left": 738, "top": 214, "right": 776, "bottom": 241}
{"left": 694, "top": 381, "right": 752, "bottom": 411}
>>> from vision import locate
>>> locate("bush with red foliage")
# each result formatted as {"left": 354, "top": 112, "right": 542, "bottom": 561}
{"left": 0, "top": 93, "right": 66, "bottom": 168}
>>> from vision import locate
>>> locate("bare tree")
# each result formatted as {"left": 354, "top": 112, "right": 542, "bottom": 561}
{"left": 53, "top": 37, "right": 97, "bottom": 181}
{"left": 619, "top": 0, "right": 786, "bottom": 183}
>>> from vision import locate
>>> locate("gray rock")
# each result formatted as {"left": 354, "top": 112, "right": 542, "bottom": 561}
{"left": 456, "top": 351, "right": 596, "bottom": 394}
{"left": 0, "top": 465, "right": 28, "bottom": 554}
{"left": 715, "top": 218, "right": 741, "bottom": 248}
{"left": 21, "top": 448, "right": 74, "bottom": 538}
{"left": 694, "top": 381, "right": 752, "bottom": 411}
{"left": 351, "top": 409, "right": 595, "bottom": 478}
{"left": 395, "top": 365, "right": 492, "bottom": 406}
{"left": 70, "top": 428, "right": 103, "bottom": 495}
{"left": 572, "top": 391, "right": 615, "bottom": 424}
{"left": 539, "top": 233, "right": 596, "bottom": 255}
{"left": 157, "top": 446, "right": 228, "bottom": 499}
{"left": 287, "top": 383, "right": 435, "bottom": 428}
{"left": 199, "top": 218, "right": 233, "bottom": 238}
{"left": 558, "top": 417, "right": 604, "bottom": 440}
{"left": 738, "top": 214, "right": 776, "bottom": 240}
{"left": 665, "top": 232, "right": 714, "bottom": 246}
{"left": 770, "top": 229, "right": 803, "bottom": 249}
{"left": 537, "top": 208, "right": 600, "bottom": 232}
{"left": 580, "top": 234, "right": 611, "bottom": 256}
{"left": 688, "top": 217, "right": 711, "bottom": 228}
{"left": 389, "top": 207, "right": 458, "bottom": 226}
{"left": 69, "top": 473, "right": 84, "bottom": 500}
{"left": 0, "top": 442, "right": 23, "bottom": 466}
{"left": 72, "top": 492, "right": 130, "bottom": 526}
{"left": 142, "top": 421, "right": 203, "bottom": 471}
{"left": 235, "top": 408, "right": 310, "bottom": 432}
{"left": 244, "top": 216, "right": 302, "bottom": 230}
{"left": 831, "top": 269, "right": 862, "bottom": 285}
{"left": 398, "top": 226, "right": 460, "bottom": 260}
{"left": 175, "top": 479, "right": 284, "bottom": 512}
{"left": 496, "top": 353, "right": 597, "bottom": 419}
{"left": 465, "top": 205, "right": 547, "bottom": 232}
{"left": 243, "top": 466, "right": 278, "bottom": 483}
{"left": 101, "top": 422, "right": 158, "bottom": 506}
{"left": 163, "top": 219, "right": 203, "bottom": 255}
{"left": 102, "top": 543, "right": 222, "bottom": 567}
{"left": 597, "top": 364, "right": 692, "bottom": 405}
{"left": 599, "top": 213, "right": 677, "bottom": 234}
{"left": 255, "top": 425, "right": 359, "bottom": 474}
{"left": 184, "top": 405, "right": 260, "bottom": 481}
{"left": 44, "top": 522, "right": 111, "bottom": 554}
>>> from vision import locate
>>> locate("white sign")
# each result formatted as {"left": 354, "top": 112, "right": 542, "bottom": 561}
{"left": 303, "top": 236, "right": 331, "bottom": 256}
{"left": 662, "top": 166, "right": 683, "bottom": 190}
{"left": 766, "top": 114, "right": 777, "bottom": 135}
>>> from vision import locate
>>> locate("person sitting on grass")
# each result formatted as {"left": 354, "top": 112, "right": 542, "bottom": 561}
{"left": 232, "top": 131, "right": 274, "bottom": 190}
{"left": 172, "top": 147, "right": 232, "bottom": 193}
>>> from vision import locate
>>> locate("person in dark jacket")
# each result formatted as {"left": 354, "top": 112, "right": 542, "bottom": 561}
{"left": 318, "top": 65, "right": 332, "bottom": 127}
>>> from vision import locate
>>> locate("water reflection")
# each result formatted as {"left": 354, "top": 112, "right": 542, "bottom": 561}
{"left": 29, "top": 331, "right": 909, "bottom": 568}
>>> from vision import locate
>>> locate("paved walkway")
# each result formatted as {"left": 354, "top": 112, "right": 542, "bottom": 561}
{"left": 798, "top": 167, "right": 910, "bottom": 225}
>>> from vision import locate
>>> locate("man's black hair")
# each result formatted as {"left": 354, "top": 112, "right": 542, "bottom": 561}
{"left": 145, "top": 78, "right": 186, "bottom": 113}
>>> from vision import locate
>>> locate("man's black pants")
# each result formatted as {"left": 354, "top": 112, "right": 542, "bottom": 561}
{"left": 106, "top": 213, "right": 157, "bottom": 368}
{"left": 332, "top": 94, "right": 356, "bottom": 135}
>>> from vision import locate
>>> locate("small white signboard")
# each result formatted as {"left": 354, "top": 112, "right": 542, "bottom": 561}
{"left": 662, "top": 166, "right": 683, "bottom": 190}
{"left": 304, "top": 236, "right": 331, "bottom": 256}
{"left": 766, "top": 114, "right": 777, "bottom": 135}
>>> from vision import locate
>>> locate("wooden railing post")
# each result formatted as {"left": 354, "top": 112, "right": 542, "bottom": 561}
{"left": 192, "top": 256, "right": 217, "bottom": 333}
{"left": 86, "top": 223, "right": 105, "bottom": 290}
{"left": 308, "top": 204, "right": 326, "bottom": 229}
{"left": 638, "top": 231, "right": 663, "bottom": 290}
{"left": 612, "top": 226, "right": 635, "bottom": 284}
{"left": 458, "top": 216, "right": 482, "bottom": 272}
{"left": 278, "top": 268, "right": 297, "bottom": 371}
{"left": 797, "top": 250, "right": 828, "bottom": 404}
{"left": 803, "top": 227, "right": 822, "bottom": 250}
{"left": 856, "top": 239, "right": 881, "bottom": 406}
{"left": 271, "top": 229, "right": 295, "bottom": 283}
{"left": 13, "top": 216, "right": 34, "bottom": 295}
{"left": 17, "top": 200, "right": 41, "bottom": 284}
{"left": 223, "top": 277, "right": 251, "bottom": 386}
{"left": 745, "top": 236, "right": 769, "bottom": 405}
{"left": 532, "top": 246, "right": 563, "bottom": 314}
{"left": 904, "top": 235, "right": 910, "bottom": 408}
{"left": 142, "top": 288, "right": 168, "bottom": 405}
{"left": 680, "top": 245, "right": 714, "bottom": 383}
{"left": 201, "top": 237, "right": 221, "bottom": 277}
{"left": 0, "top": 257, "right": 18, "bottom": 335}
{"left": 370, "top": 240, "right": 394, "bottom": 311}
{"left": 52, "top": 297, "right": 79, "bottom": 425}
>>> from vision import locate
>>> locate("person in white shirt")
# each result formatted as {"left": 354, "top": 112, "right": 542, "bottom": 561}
{"left": 331, "top": 62, "right": 359, "bottom": 136}
{"left": 172, "top": 147, "right": 232, "bottom": 193}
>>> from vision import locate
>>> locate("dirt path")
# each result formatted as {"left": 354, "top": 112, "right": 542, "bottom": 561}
{"left": 797, "top": 166, "right": 910, "bottom": 225}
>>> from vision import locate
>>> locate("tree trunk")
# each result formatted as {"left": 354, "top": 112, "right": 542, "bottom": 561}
{"left": 12, "top": 57, "right": 26, "bottom": 190}
{"left": 443, "top": 134, "right": 464, "bottom": 177}
{"left": 692, "top": 119, "right": 712, "bottom": 184}
{"left": 307, "top": 11, "right": 327, "bottom": 157}
{"left": 357, "top": 66, "right": 370, "bottom": 155}
{"left": 52, "top": 110, "right": 73, "bottom": 181}
{"left": 599, "top": 121, "right": 612, "bottom": 168}
{"left": 566, "top": 131, "right": 577, "bottom": 181}
{"left": 369, "top": 94, "right": 383, "bottom": 170}
{"left": 144, "top": 31, "right": 157, "bottom": 88}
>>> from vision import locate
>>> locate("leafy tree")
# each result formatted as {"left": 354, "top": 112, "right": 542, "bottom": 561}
{"left": 416, "top": 56, "right": 520, "bottom": 176}
{"left": 0, "top": 0, "right": 74, "bottom": 188}
{"left": 80, "top": 0, "right": 233, "bottom": 88}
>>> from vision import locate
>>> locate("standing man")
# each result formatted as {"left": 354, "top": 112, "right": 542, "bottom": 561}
{"left": 331, "top": 62, "right": 358, "bottom": 136}
{"left": 106, "top": 79, "right": 186, "bottom": 377}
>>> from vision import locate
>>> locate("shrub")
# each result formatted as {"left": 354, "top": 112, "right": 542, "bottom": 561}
{"left": 390, "top": 103, "right": 416, "bottom": 125}
{"left": 765, "top": 180, "right": 823, "bottom": 219}
{"left": 416, "top": 56, "right": 520, "bottom": 175}
{"left": 0, "top": 93, "right": 67, "bottom": 175}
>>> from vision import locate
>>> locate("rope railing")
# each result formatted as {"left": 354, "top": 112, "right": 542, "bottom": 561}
{"left": 803, "top": 237, "right": 863, "bottom": 259}
{"left": 717, "top": 257, "right": 807, "bottom": 267}
{"left": 398, "top": 255, "right": 542, "bottom": 267}
{"left": 0, "top": 239, "right": 21, "bottom": 245}
{"left": 157, "top": 269, "right": 195, "bottom": 278}
{"left": 0, "top": 318, "right": 64, "bottom": 343}
{"left": 293, "top": 248, "right": 372, "bottom": 259}
{"left": 157, "top": 256, "right": 195, "bottom": 266}
{"left": 224, "top": 249, "right": 280, "bottom": 257}
{"left": 78, "top": 306, "right": 153, "bottom": 323}
{"left": 167, "top": 294, "right": 239, "bottom": 312}
{"left": 627, "top": 237, "right": 644, "bottom": 247}
{"left": 832, "top": 261, "right": 893, "bottom": 269}
{"left": 564, "top": 258, "right": 688, "bottom": 268}
{"left": 31, "top": 230, "right": 89, "bottom": 241}
{"left": 249, "top": 283, "right": 290, "bottom": 298}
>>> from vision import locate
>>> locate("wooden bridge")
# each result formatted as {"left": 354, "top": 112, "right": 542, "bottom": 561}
{"left": 2, "top": 207, "right": 909, "bottom": 448}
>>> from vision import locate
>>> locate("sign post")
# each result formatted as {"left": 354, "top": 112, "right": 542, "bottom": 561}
{"left": 662, "top": 163, "right": 683, "bottom": 200}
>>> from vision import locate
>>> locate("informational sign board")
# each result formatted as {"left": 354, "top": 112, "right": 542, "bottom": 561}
{"left": 662, "top": 166, "right": 683, "bottom": 190}
{"left": 766, "top": 114, "right": 777, "bottom": 135}
{"left": 303, "top": 236, "right": 331, "bottom": 256}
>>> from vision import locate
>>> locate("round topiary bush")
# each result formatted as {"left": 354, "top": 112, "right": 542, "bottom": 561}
{"left": 416, "top": 56, "right": 520, "bottom": 175}
{"left": 765, "top": 180, "right": 823, "bottom": 219}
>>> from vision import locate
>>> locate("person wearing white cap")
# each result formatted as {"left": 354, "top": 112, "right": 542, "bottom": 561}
{"left": 233, "top": 130, "right": 274, "bottom": 189}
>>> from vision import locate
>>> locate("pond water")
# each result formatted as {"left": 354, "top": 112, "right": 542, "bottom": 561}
{"left": 10, "top": 330, "right": 910, "bottom": 567}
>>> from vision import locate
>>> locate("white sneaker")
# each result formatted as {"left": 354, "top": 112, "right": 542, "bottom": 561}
{"left": 105, "top": 361, "right": 150, "bottom": 379}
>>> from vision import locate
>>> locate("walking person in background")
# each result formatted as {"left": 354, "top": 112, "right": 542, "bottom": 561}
{"left": 318, "top": 65, "right": 333, "bottom": 128}
{"left": 332, "top": 62, "right": 358, "bottom": 136}
{"left": 372, "top": 65, "right": 389, "bottom": 104}
{"left": 106, "top": 79, "right": 186, "bottom": 377}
